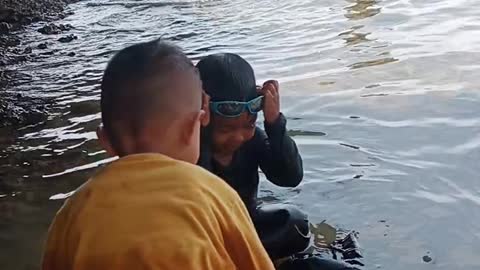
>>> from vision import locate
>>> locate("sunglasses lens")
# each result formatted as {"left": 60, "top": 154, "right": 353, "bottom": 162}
{"left": 216, "top": 102, "right": 245, "bottom": 117}
{"left": 248, "top": 96, "right": 263, "bottom": 113}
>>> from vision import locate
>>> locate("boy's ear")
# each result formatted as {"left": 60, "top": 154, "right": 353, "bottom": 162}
{"left": 201, "top": 92, "right": 210, "bottom": 127}
{"left": 96, "top": 124, "right": 117, "bottom": 157}
{"left": 181, "top": 111, "right": 204, "bottom": 145}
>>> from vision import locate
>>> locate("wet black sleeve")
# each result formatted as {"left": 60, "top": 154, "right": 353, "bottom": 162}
{"left": 257, "top": 113, "right": 303, "bottom": 187}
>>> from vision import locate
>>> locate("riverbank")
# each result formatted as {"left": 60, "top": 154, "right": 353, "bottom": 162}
{"left": 0, "top": 0, "right": 80, "bottom": 129}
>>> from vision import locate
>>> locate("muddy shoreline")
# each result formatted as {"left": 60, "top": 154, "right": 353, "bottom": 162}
{"left": 0, "top": 0, "right": 80, "bottom": 130}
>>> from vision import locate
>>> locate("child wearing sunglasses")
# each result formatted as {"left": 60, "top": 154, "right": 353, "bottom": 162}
{"left": 196, "top": 53, "right": 309, "bottom": 261}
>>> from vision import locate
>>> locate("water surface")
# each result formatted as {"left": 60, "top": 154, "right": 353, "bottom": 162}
{"left": 1, "top": 0, "right": 479, "bottom": 269}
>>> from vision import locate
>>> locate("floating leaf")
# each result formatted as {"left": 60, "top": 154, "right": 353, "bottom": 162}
{"left": 310, "top": 221, "right": 337, "bottom": 246}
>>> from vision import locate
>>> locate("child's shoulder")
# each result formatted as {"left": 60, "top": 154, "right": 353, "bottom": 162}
{"left": 176, "top": 160, "right": 240, "bottom": 200}
{"left": 178, "top": 160, "right": 231, "bottom": 188}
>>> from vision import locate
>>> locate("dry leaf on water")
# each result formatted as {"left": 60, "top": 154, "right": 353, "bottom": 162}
{"left": 310, "top": 221, "right": 337, "bottom": 246}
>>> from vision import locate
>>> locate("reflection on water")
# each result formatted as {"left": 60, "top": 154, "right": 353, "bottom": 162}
{"left": 342, "top": 0, "right": 399, "bottom": 70}
{"left": 344, "top": 0, "right": 381, "bottom": 20}
{"left": 340, "top": 27, "right": 373, "bottom": 46}
{"left": 349, "top": 57, "right": 398, "bottom": 69}
{"left": 1, "top": 0, "right": 480, "bottom": 269}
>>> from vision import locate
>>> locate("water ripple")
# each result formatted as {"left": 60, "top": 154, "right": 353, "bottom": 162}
{"left": 1, "top": 0, "right": 480, "bottom": 269}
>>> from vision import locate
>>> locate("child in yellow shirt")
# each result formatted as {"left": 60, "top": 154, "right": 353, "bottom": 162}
{"left": 41, "top": 39, "right": 274, "bottom": 270}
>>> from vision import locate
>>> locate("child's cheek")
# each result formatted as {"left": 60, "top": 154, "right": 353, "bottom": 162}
{"left": 212, "top": 130, "right": 230, "bottom": 149}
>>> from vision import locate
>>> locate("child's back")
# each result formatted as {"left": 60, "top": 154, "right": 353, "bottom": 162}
{"left": 41, "top": 40, "right": 274, "bottom": 270}
{"left": 43, "top": 154, "right": 268, "bottom": 270}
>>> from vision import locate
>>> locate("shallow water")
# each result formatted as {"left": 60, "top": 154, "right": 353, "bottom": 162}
{"left": 1, "top": 0, "right": 480, "bottom": 269}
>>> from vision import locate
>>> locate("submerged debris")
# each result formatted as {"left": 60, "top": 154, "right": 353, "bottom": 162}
{"left": 58, "top": 34, "right": 77, "bottom": 43}
{"left": 308, "top": 222, "right": 365, "bottom": 267}
{"left": 38, "top": 23, "right": 73, "bottom": 35}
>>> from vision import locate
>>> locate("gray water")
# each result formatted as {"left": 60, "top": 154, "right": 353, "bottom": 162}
{"left": 1, "top": 0, "right": 480, "bottom": 269}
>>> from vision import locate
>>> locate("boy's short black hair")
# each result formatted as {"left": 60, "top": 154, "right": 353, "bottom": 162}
{"left": 100, "top": 39, "right": 195, "bottom": 153}
{"left": 196, "top": 53, "right": 258, "bottom": 102}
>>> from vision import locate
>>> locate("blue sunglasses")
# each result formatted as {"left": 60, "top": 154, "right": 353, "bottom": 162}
{"left": 210, "top": 96, "right": 264, "bottom": 118}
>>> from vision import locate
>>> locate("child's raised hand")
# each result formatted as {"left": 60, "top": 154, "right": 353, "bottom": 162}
{"left": 258, "top": 80, "right": 280, "bottom": 124}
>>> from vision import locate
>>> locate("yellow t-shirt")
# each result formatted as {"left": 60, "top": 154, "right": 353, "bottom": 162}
{"left": 42, "top": 153, "right": 274, "bottom": 270}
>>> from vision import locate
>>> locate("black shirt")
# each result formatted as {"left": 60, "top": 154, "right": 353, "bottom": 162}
{"left": 198, "top": 113, "right": 304, "bottom": 212}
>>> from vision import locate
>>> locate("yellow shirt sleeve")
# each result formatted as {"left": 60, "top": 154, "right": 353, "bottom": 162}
{"left": 42, "top": 203, "right": 70, "bottom": 270}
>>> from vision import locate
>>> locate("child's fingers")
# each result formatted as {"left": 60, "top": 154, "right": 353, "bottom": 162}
{"left": 264, "top": 89, "right": 275, "bottom": 105}
{"left": 263, "top": 80, "right": 279, "bottom": 93}
{"left": 261, "top": 84, "right": 276, "bottom": 99}
{"left": 257, "top": 86, "right": 268, "bottom": 96}
{"left": 265, "top": 88, "right": 279, "bottom": 104}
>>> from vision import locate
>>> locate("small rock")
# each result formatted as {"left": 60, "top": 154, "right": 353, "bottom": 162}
{"left": 0, "top": 22, "right": 12, "bottom": 34}
{"left": 350, "top": 116, "right": 360, "bottom": 119}
{"left": 58, "top": 34, "right": 77, "bottom": 43}
{"left": 0, "top": 8, "right": 14, "bottom": 22}
{"left": 60, "top": 24, "right": 74, "bottom": 31}
{"left": 37, "top": 43, "right": 48, "bottom": 50}
{"left": 38, "top": 24, "right": 59, "bottom": 35}
{"left": 5, "top": 37, "right": 20, "bottom": 47}
{"left": 353, "top": 174, "right": 363, "bottom": 179}
{"left": 24, "top": 47, "right": 32, "bottom": 54}
{"left": 32, "top": 16, "right": 43, "bottom": 23}
{"left": 41, "top": 51, "right": 55, "bottom": 56}
{"left": 67, "top": 52, "right": 76, "bottom": 57}
{"left": 379, "top": 220, "right": 386, "bottom": 223}
{"left": 21, "top": 17, "right": 33, "bottom": 24}
{"left": 422, "top": 255, "right": 433, "bottom": 263}
{"left": 39, "top": 24, "right": 73, "bottom": 35}
{"left": 16, "top": 55, "right": 27, "bottom": 62}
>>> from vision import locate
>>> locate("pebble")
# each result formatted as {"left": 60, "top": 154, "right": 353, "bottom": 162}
{"left": 4, "top": 37, "right": 21, "bottom": 47}
{"left": 38, "top": 23, "right": 73, "bottom": 35}
{"left": 422, "top": 251, "right": 435, "bottom": 263}
{"left": 67, "top": 52, "right": 75, "bottom": 57}
{"left": 23, "top": 46, "right": 32, "bottom": 54}
{"left": 58, "top": 34, "right": 77, "bottom": 43}
{"left": 422, "top": 255, "right": 433, "bottom": 263}
{"left": 37, "top": 43, "right": 48, "bottom": 50}
{"left": 41, "top": 51, "right": 55, "bottom": 56}
{"left": 0, "top": 22, "right": 12, "bottom": 34}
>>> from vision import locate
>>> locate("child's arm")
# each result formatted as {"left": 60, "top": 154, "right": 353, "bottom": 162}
{"left": 257, "top": 80, "right": 303, "bottom": 187}
{"left": 257, "top": 115, "right": 304, "bottom": 187}
{"left": 42, "top": 205, "right": 69, "bottom": 270}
